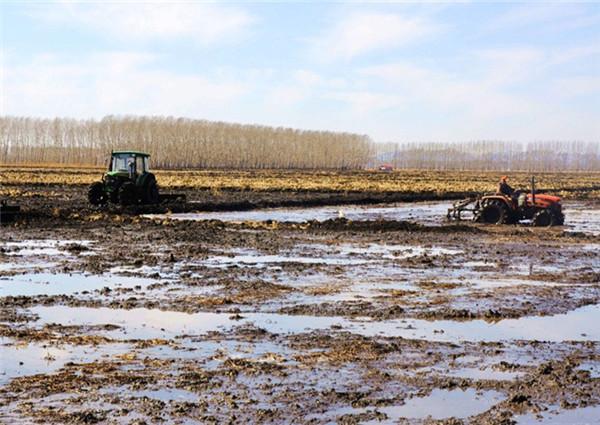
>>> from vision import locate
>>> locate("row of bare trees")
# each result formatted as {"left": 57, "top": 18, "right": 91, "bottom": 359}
{"left": 375, "top": 141, "right": 600, "bottom": 171}
{"left": 1, "top": 116, "right": 597, "bottom": 171}
{"left": 0, "top": 116, "right": 372, "bottom": 169}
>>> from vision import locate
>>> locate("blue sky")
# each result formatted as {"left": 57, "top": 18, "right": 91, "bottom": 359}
{"left": 1, "top": 1, "right": 599, "bottom": 142}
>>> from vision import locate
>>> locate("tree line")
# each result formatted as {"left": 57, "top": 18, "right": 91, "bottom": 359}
{"left": 375, "top": 140, "right": 600, "bottom": 171}
{"left": 0, "top": 116, "right": 372, "bottom": 169}
{"left": 1, "top": 116, "right": 597, "bottom": 171}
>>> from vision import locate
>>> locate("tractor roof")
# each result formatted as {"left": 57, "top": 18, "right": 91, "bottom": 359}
{"left": 112, "top": 151, "right": 150, "bottom": 157}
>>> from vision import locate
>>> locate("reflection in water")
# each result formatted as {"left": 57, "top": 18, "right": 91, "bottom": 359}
{"left": 144, "top": 201, "right": 452, "bottom": 225}
{"left": 24, "top": 303, "right": 600, "bottom": 343}
{"left": 0, "top": 273, "right": 155, "bottom": 297}
{"left": 376, "top": 388, "right": 504, "bottom": 420}
{"left": 323, "top": 388, "right": 504, "bottom": 421}
{"left": 0, "top": 339, "right": 131, "bottom": 385}
{"left": 515, "top": 405, "right": 600, "bottom": 424}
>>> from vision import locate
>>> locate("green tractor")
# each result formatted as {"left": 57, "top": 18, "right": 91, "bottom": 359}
{"left": 88, "top": 151, "right": 160, "bottom": 206}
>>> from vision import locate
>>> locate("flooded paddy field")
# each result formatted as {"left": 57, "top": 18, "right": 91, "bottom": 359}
{"left": 1, "top": 198, "right": 599, "bottom": 424}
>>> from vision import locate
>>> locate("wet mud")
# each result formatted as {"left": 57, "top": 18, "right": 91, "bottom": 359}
{"left": 1, "top": 187, "right": 599, "bottom": 423}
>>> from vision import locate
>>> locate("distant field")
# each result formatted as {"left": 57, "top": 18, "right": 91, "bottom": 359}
{"left": 1, "top": 166, "right": 599, "bottom": 199}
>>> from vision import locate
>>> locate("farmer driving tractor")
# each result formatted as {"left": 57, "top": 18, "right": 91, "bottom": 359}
{"left": 497, "top": 176, "right": 514, "bottom": 197}
{"left": 497, "top": 176, "right": 525, "bottom": 206}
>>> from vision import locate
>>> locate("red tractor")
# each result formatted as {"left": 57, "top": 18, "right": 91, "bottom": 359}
{"left": 448, "top": 178, "right": 564, "bottom": 226}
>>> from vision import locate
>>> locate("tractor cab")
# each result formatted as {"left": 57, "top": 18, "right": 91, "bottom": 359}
{"left": 108, "top": 151, "right": 150, "bottom": 182}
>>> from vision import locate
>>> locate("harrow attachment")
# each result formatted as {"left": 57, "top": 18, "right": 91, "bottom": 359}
{"left": 447, "top": 197, "right": 479, "bottom": 222}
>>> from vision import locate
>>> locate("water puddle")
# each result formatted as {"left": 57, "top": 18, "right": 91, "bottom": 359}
{"left": 328, "top": 389, "right": 503, "bottom": 421}
{"left": 563, "top": 204, "right": 600, "bottom": 236}
{"left": 515, "top": 404, "right": 600, "bottom": 424}
{"left": 25, "top": 306, "right": 239, "bottom": 340}
{"left": 582, "top": 243, "right": 600, "bottom": 252}
{"left": 204, "top": 250, "right": 370, "bottom": 268}
{"left": 203, "top": 244, "right": 461, "bottom": 269}
{"left": 465, "top": 277, "right": 576, "bottom": 291}
{"left": 18, "top": 303, "right": 600, "bottom": 343}
{"left": 0, "top": 338, "right": 131, "bottom": 385}
{"left": 1, "top": 239, "right": 93, "bottom": 257}
{"left": 319, "top": 243, "right": 462, "bottom": 259}
{"left": 143, "top": 202, "right": 600, "bottom": 235}
{"left": 0, "top": 261, "right": 58, "bottom": 273}
{"left": 577, "top": 361, "right": 600, "bottom": 378}
{"left": 422, "top": 366, "right": 524, "bottom": 381}
{"left": 145, "top": 201, "right": 452, "bottom": 225}
{"left": 0, "top": 272, "right": 157, "bottom": 297}
{"left": 104, "top": 387, "right": 199, "bottom": 402}
{"left": 0, "top": 337, "right": 295, "bottom": 385}
{"left": 378, "top": 388, "right": 503, "bottom": 420}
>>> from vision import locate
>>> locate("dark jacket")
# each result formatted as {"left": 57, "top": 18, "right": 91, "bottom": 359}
{"left": 498, "top": 181, "right": 514, "bottom": 196}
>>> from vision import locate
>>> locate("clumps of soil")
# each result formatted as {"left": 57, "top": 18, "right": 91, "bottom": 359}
{"left": 305, "top": 218, "right": 423, "bottom": 232}
{"left": 0, "top": 323, "right": 114, "bottom": 345}
{"left": 489, "top": 356, "right": 600, "bottom": 418}
{"left": 285, "top": 218, "right": 484, "bottom": 234}
{"left": 294, "top": 335, "right": 397, "bottom": 364}
{"left": 0, "top": 307, "right": 38, "bottom": 323}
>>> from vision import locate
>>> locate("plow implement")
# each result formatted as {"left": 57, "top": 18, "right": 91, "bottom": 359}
{"left": 446, "top": 197, "right": 479, "bottom": 222}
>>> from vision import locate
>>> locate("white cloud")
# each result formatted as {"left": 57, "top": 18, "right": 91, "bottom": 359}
{"left": 548, "top": 45, "right": 600, "bottom": 66}
{"left": 2, "top": 52, "right": 247, "bottom": 118}
{"left": 28, "top": 2, "right": 255, "bottom": 45}
{"left": 486, "top": 3, "right": 600, "bottom": 37}
{"left": 475, "top": 47, "right": 546, "bottom": 85}
{"left": 324, "top": 90, "right": 404, "bottom": 114}
{"left": 359, "top": 46, "right": 558, "bottom": 110}
{"left": 311, "top": 11, "right": 437, "bottom": 61}
{"left": 264, "top": 70, "right": 337, "bottom": 107}
{"left": 355, "top": 45, "right": 600, "bottom": 140}
{"left": 292, "top": 70, "right": 323, "bottom": 86}
{"left": 552, "top": 76, "right": 600, "bottom": 96}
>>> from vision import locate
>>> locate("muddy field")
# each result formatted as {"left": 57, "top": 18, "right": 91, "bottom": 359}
{"left": 1, "top": 179, "right": 600, "bottom": 424}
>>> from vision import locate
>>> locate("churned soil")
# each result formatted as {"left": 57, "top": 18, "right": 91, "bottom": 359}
{"left": 0, "top": 182, "right": 599, "bottom": 424}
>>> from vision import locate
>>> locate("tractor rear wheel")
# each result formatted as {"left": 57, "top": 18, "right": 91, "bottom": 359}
{"left": 533, "top": 209, "right": 556, "bottom": 227}
{"left": 479, "top": 200, "right": 509, "bottom": 225}
{"left": 88, "top": 182, "right": 107, "bottom": 206}
{"left": 118, "top": 182, "right": 137, "bottom": 206}
{"left": 144, "top": 179, "right": 160, "bottom": 204}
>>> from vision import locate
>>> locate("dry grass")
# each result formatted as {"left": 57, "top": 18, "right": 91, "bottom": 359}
{"left": 1, "top": 166, "right": 599, "bottom": 198}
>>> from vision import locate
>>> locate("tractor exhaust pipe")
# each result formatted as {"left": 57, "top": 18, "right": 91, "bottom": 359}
{"left": 531, "top": 176, "right": 535, "bottom": 205}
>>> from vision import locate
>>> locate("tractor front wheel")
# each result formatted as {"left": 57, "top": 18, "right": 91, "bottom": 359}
{"left": 119, "top": 182, "right": 137, "bottom": 206}
{"left": 88, "top": 182, "right": 107, "bottom": 206}
{"left": 533, "top": 209, "right": 556, "bottom": 227}
{"left": 479, "top": 200, "right": 509, "bottom": 225}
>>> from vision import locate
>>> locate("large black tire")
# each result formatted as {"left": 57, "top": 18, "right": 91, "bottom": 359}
{"left": 144, "top": 179, "right": 160, "bottom": 204}
{"left": 118, "top": 182, "right": 137, "bottom": 206}
{"left": 533, "top": 209, "right": 556, "bottom": 227}
{"left": 109, "top": 189, "right": 119, "bottom": 204}
{"left": 88, "top": 182, "right": 107, "bottom": 206}
{"left": 479, "top": 200, "right": 509, "bottom": 225}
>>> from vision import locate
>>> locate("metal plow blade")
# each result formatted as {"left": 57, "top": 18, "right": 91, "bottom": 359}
{"left": 447, "top": 197, "right": 478, "bottom": 222}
